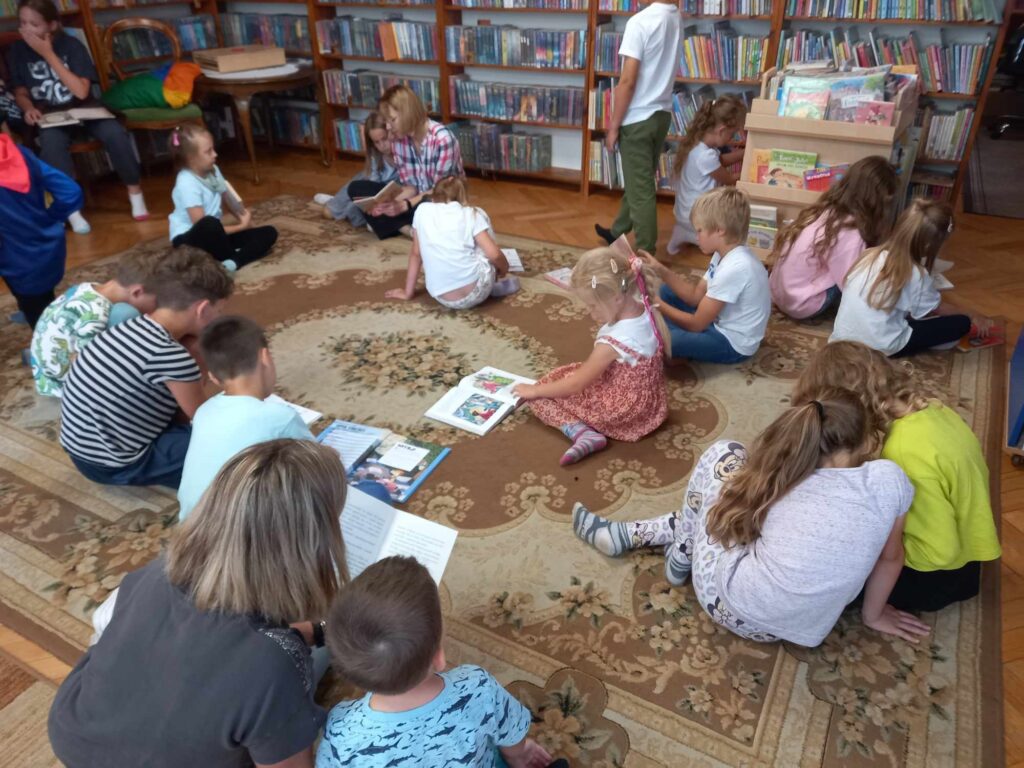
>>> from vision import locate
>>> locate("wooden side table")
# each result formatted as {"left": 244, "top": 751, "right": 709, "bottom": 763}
{"left": 193, "top": 63, "right": 331, "bottom": 184}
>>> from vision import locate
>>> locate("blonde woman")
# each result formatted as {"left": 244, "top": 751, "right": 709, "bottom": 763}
{"left": 350, "top": 84, "right": 464, "bottom": 240}
{"left": 573, "top": 390, "right": 931, "bottom": 646}
{"left": 48, "top": 439, "right": 349, "bottom": 768}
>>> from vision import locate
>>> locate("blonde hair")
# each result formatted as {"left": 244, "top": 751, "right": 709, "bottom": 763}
{"left": 432, "top": 176, "right": 469, "bottom": 205}
{"left": 848, "top": 198, "right": 953, "bottom": 312}
{"left": 792, "top": 341, "right": 930, "bottom": 436}
{"left": 380, "top": 84, "right": 428, "bottom": 137}
{"left": 166, "top": 439, "right": 349, "bottom": 623}
{"left": 363, "top": 110, "right": 390, "bottom": 177}
{"left": 169, "top": 123, "right": 213, "bottom": 168}
{"left": 706, "top": 389, "right": 873, "bottom": 548}
{"left": 691, "top": 186, "right": 750, "bottom": 242}
{"left": 570, "top": 246, "right": 670, "bottom": 358}
{"left": 672, "top": 95, "right": 747, "bottom": 177}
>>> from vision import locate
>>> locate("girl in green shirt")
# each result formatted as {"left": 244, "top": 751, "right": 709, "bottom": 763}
{"left": 793, "top": 341, "right": 1001, "bottom": 612}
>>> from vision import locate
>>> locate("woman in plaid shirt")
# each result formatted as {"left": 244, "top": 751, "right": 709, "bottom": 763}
{"left": 349, "top": 85, "right": 464, "bottom": 240}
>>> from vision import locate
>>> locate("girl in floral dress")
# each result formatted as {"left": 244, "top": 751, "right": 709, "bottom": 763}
{"left": 513, "top": 247, "right": 668, "bottom": 466}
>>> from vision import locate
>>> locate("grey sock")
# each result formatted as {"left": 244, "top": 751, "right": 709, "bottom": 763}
{"left": 572, "top": 502, "right": 631, "bottom": 557}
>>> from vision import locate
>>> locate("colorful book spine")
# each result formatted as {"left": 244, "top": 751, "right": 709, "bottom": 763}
{"left": 678, "top": 24, "right": 768, "bottom": 81}
{"left": 917, "top": 104, "right": 975, "bottom": 162}
{"left": 450, "top": 0, "right": 587, "bottom": 8}
{"left": 590, "top": 143, "right": 676, "bottom": 189}
{"left": 784, "top": 0, "right": 998, "bottom": 22}
{"left": 317, "top": 17, "right": 437, "bottom": 61}
{"left": 221, "top": 13, "right": 311, "bottom": 53}
{"left": 682, "top": 0, "right": 772, "bottom": 14}
{"left": 445, "top": 26, "right": 587, "bottom": 70}
{"left": 253, "top": 100, "right": 321, "bottom": 146}
{"left": 449, "top": 75, "right": 585, "bottom": 126}
{"left": 594, "top": 23, "right": 624, "bottom": 73}
{"left": 333, "top": 119, "right": 366, "bottom": 153}
{"left": 907, "top": 172, "right": 955, "bottom": 201}
{"left": 448, "top": 121, "right": 553, "bottom": 172}
{"left": 598, "top": 0, "right": 638, "bottom": 10}
{"left": 323, "top": 69, "right": 441, "bottom": 113}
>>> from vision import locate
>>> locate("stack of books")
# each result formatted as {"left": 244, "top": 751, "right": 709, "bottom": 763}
{"left": 317, "top": 17, "right": 438, "bottom": 61}
{"left": 678, "top": 23, "right": 768, "bottom": 82}
{"left": 449, "top": 75, "right": 585, "bottom": 125}
{"left": 784, "top": 0, "right": 1000, "bottom": 23}
{"left": 747, "top": 204, "right": 779, "bottom": 250}
{"left": 445, "top": 25, "right": 587, "bottom": 70}
{"left": 333, "top": 119, "right": 365, "bottom": 153}
{"left": 221, "top": 13, "right": 311, "bottom": 53}
{"left": 323, "top": 69, "right": 441, "bottom": 113}
{"left": 918, "top": 104, "right": 975, "bottom": 161}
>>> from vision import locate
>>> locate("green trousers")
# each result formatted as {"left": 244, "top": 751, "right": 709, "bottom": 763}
{"left": 611, "top": 110, "right": 671, "bottom": 254}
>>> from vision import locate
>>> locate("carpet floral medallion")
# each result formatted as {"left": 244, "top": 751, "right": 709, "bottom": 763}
{"left": 0, "top": 196, "right": 1002, "bottom": 766}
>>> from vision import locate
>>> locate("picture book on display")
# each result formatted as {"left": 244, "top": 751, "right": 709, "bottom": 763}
{"left": 854, "top": 100, "right": 894, "bottom": 126}
{"left": 425, "top": 367, "right": 535, "bottom": 436}
{"left": 341, "top": 486, "right": 457, "bottom": 583}
{"left": 747, "top": 204, "right": 778, "bottom": 250}
{"left": 778, "top": 77, "right": 830, "bottom": 119}
{"left": 317, "top": 420, "right": 449, "bottom": 503}
{"left": 766, "top": 149, "right": 817, "bottom": 188}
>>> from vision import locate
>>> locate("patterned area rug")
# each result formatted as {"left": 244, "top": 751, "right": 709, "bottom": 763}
{"left": 0, "top": 196, "right": 1002, "bottom": 766}
{"left": 0, "top": 654, "right": 58, "bottom": 767}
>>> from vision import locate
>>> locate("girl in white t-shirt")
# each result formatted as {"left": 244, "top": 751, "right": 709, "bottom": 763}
{"left": 830, "top": 198, "right": 981, "bottom": 356}
{"left": 573, "top": 389, "right": 932, "bottom": 647}
{"left": 512, "top": 247, "right": 669, "bottom": 466}
{"left": 385, "top": 177, "right": 518, "bottom": 310}
{"left": 668, "top": 96, "right": 747, "bottom": 255}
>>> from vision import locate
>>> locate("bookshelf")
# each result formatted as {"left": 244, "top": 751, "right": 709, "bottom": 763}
{"left": 0, "top": 0, "right": 1012, "bottom": 201}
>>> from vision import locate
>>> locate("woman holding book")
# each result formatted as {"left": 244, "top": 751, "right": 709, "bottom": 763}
{"left": 351, "top": 84, "right": 464, "bottom": 240}
{"left": 7, "top": 0, "right": 147, "bottom": 233}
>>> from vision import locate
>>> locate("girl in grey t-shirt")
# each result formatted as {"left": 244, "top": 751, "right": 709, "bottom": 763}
{"left": 572, "top": 389, "right": 931, "bottom": 647}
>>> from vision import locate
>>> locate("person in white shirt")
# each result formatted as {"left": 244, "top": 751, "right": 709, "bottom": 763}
{"left": 830, "top": 198, "right": 982, "bottom": 357}
{"left": 643, "top": 187, "right": 770, "bottom": 363}
{"left": 385, "top": 177, "right": 518, "bottom": 310}
{"left": 593, "top": 0, "right": 680, "bottom": 254}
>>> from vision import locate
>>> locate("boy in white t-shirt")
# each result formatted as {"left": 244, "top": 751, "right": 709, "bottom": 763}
{"left": 594, "top": 0, "right": 680, "bottom": 255}
{"left": 385, "top": 177, "right": 518, "bottom": 311}
{"left": 642, "top": 187, "right": 770, "bottom": 363}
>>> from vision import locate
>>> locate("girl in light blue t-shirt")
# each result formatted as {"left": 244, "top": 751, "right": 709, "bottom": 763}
{"left": 167, "top": 124, "right": 277, "bottom": 269}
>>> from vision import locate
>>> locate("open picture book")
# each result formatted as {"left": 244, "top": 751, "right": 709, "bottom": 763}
{"left": 39, "top": 106, "right": 116, "bottom": 129}
{"left": 425, "top": 366, "right": 535, "bottom": 436}
{"left": 317, "top": 420, "right": 449, "bottom": 503}
{"left": 352, "top": 181, "right": 402, "bottom": 212}
{"left": 340, "top": 486, "right": 457, "bottom": 583}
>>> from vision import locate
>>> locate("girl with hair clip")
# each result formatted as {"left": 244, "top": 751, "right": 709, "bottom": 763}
{"left": 166, "top": 124, "right": 277, "bottom": 270}
{"left": 831, "top": 198, "right": 984, "bottom": 356}
{"left": 792, "top": 341, "right": 1001, "bottom": 613}
{"left": 513, "top": 247, "right": 669, "bottom": 466}
{"left": 769, "top": 155, "right": 898, "bottom": 320}
{"left": 573, "top": 389, "right": 932, "bottom": 646}
{"left": 667, "top": 95, "right": 747, "bottom": 255}
{"left": 314, "top": 111, "right": 398, "bottom": 228}
{"left": 385, "top": 176, "right": 518, "bottom": 309}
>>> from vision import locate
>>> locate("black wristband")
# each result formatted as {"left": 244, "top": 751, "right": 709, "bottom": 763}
{"left": 312, "top": 620, "right": 326, "bottom": 648}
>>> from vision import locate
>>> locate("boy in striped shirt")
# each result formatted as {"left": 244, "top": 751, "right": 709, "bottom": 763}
{"left": 59, "top": 247, "right": 233, "bottom": 488}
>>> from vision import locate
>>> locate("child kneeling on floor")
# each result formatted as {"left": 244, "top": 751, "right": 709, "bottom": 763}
{"left": 167, "top": 124, "right": 277, "bottom": 270}
{"left": 385, "top": 176, "right": 519, "bottom": 309}
{"left": 318, "top": 556, "right": 555, "bottom": 768}
{"left": 30, "top": 250, "right": 159, "bottom": 398}
{"left": 792, "top": 341, "right": 1001, "bottom": 612}
{"left": 59, "top": 247, "right": 232, "bottom": 489}
{"left": 645, "top": 186, "right": 770, "bottom": 364}
{"left": 513, "top": 247, "right": 668, "bottom": 466}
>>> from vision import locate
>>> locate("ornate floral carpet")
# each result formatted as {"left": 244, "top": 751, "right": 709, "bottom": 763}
{"left": 0, "top": 654, "right": 58, "bottom": 767}
{"left": 0, "top": 196, "right": 1002, "bottom": 767}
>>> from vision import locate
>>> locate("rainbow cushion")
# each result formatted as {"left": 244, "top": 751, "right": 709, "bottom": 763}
{"left": 102, "top": 62, "right": 202, "bottom": 111}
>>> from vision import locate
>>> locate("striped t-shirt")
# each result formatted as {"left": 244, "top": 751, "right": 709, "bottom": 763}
{"left": 60, "top": 316, "right": 201, "bottom": 467}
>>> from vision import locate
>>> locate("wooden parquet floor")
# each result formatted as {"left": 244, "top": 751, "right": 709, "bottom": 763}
{"left": 5, "top": 148, "right": 1024, "bottom": 765}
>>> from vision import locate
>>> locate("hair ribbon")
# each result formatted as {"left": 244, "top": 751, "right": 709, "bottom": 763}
{"left": 171, "top": 129, "right": 180, "bottom": 147}
{"left": 628, "top": 255, "right": 666, "bottom": 351}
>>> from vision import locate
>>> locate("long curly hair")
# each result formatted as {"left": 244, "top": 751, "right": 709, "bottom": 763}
{"left": 671, "top": 95, "right": 747, "bottom": 177}
{"left": 769, "top": 156, "right": 898, "bottom": 269}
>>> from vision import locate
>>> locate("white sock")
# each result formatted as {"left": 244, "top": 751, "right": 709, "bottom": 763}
{"left": 313, "top": 193, "right": 332, "bottom": 206}
{"left": 129, "top": 191, "right": 149, "bottom": 219}
{"left": 68, "top": 210, "right": 91, "bottom": 234}
{"left": 490, "top": 276, "right": 520, "bottom": 297}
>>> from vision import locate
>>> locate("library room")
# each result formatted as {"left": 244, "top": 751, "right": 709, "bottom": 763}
{"left": 1, "top": 0, "right": 1023, "bottom": 765}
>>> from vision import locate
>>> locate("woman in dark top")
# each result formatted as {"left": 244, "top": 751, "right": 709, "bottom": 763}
{"left": 48, "top": 439, "right": 350, "bottom": 768}
{"left": 8, "top": 0, "right": 147, "bottom": 233}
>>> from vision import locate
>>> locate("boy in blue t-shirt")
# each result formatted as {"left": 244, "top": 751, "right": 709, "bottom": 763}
{"left": 177, "top": 315, "right": 313, "bottom": 518}
{"left": 318, "top": 557, "right": 554, "bottom": 768}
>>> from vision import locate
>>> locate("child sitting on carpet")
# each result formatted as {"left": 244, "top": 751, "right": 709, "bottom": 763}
{"left": 792, "top": 341, "right": 1001, "bottom": 612}
{"left": 644, "top": 187, "right": 770, "bottom": 364}
{"left": 167, "top": 124, "right": 277, "bottom": 270}
{"left": 385, "top": 176, "right": 519, "bottom": 310}
{"left": 572, "top": 389, "right": 931, "bottom": 646}
{"left": 314, "top": 111, "right": 398, "bottom": 228}
{"left": 513, "top": 247, "right": 668, "bottom": 466}
{"left": 318, "top": 556, "right": 554, "bottom": 768}
{"left": 30, "top": 251, "right": 158, "bottom": 398}
{"left": 59, "top": 247, "right": 232, "bottom": 489}
{"left": 830, "top": 198, "right": 980, "bottom": 356}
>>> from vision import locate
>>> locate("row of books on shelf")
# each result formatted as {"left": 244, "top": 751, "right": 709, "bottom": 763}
{"left": 589, "top": 141, "right": 676, "bottom": 189}
{"left": 222, "top": 13, "right": 310, "bottom": 53}
{"left": 451, "top": 0, "right": 587, "bottom": 6}
{"left": 594, "top": 23, "right": 767, "bottom": 81}
{"left": 683, "top": 0, "right": 773, "bottom": 14}
{"left": 774, "top": 67, "right": 913, "bottom": 123}
{"left": 444, "top": 25, "right": 587, "bottom": 70}
{"left": 589, "top": 80, "right": 754, "bottom": 134}
{"left": 907, "top": 172, "right": 954, "bottom": 200}
{"left": 918, "top": 103, "right": 974, "bottom": 161}
{"left": 107, "top": 15, "right": 215, "bottom": 60}
{"left": 252, "top": 99, "right": 321, "bottom": 147}
{"left": 323, "top": 69, "right": 442, "bottom": 113}
{"left": 448, "top": 122, "right": 554, "bottom": 172}
{"left": 449, "top": 75, "right": 585, "bottom": 125}
{"left": 783, "top": 0, "right": 1000, "bottom": 22}
{"left": 316, "top": 0, "right": 433, "bottom": 4}
{"left": 334, "top": 118, "right": 364, "bottom": 152}
{"left": 316, "top": 17, "right": 438, "bottom": 61}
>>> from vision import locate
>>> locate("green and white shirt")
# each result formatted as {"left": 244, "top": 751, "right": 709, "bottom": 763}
{"left": 31, "top": 283, "right": 111, "bottom": 398}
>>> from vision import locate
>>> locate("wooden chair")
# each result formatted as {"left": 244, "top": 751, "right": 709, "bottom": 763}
{"left": 101, "top": 18, "right": 205, "bottom": 134}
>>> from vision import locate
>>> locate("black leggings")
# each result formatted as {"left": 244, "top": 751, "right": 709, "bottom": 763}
{"left": 172, "top": 216, "right": 277, "bottom": 268}
{"left": 887, "top": 561, "right": 981, "bottom": 612}
{"left": 7, "top": 286, "right": 55, "bottom": 329}
{"left": 894, "top": 314, "right": 972, "bottom": 357}
{"left": 348, "top": 179, "right": 417, "bottom": 240}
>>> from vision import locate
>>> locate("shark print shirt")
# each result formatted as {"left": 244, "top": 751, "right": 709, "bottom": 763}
{"left": 7, "top": 33, "right": 96, "bottom": 108}
{"left": 316, "top": 665, "right": 531, "bottom": 767}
